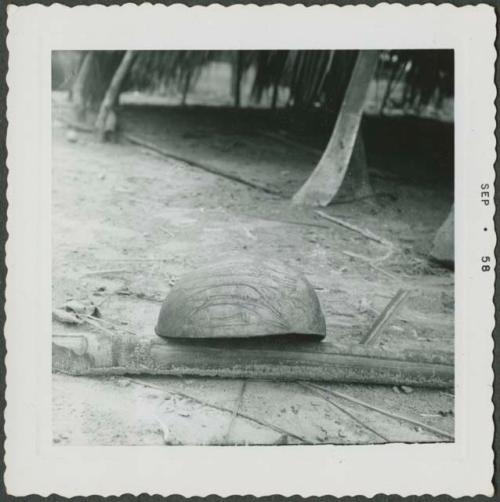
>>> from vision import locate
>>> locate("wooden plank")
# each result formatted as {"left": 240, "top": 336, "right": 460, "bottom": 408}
{"left": 52, "top": 333, "right": 453, "bottom": 389}
{"left": 293, "top": 51, "right": 379, "bottom": 207}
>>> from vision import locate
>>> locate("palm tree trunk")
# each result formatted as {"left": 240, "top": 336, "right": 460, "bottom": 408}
{"left": 181, "top": 70, "right": 192, "bottom": 106}
{"left": 293, "top": 51, "right": 379, "bottom": 207}
{"left": 379, "top": 61, "right": 401, "bottom": 115}
{"left": 95, "top": 51, "right": 135, "bottom": 141}
{"left": 345, "top": 132, "right": 373, "bottom": 199}
{"left": 271, "top": 81, "right": 279, "bottom": 109}
{"left": 232, "top": 52, "right": 243, "bottom": 108}
{"left": 72, "top": 51, "right": 94, "bottom": 122}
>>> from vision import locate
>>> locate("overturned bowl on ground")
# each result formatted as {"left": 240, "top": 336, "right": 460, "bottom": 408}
{"left": 155, "top": 256, "right": 326, "bottom": 340}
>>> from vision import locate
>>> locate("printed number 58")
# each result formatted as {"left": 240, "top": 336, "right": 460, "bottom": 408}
{"left": 481, "top": 256, "right": 490, "bottom": 272}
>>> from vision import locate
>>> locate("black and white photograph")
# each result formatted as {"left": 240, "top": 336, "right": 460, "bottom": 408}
{"left": 51, "top": 49, "right": 455, "bottom": 446}
{"left": 5, "top": 4, "right": 495, "bottom": 497}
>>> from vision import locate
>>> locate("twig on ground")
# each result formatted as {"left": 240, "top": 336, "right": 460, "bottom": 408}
{"left": 342, "top": 251, "right": 399, "bottom": 281}
{"left": 373, "top": 245, "right": 396, "bottom": 264}
{"left": 308, "top": 383, "right": 454, "bottom": 441}
{"left": 83, "top": 314, "right": 138, "bottom": 336}
{"left": 126, "top": 378, "right": 307, "bottom": 443}
{"left": 52, "top": 308, "right": 83, "bottom": 325}
{"left": 154, "top": 415, "right": 171, "bottom": 444}
{"left": 94, "top": 258, "right": 169, "bottom": 262}
{"left": 299, "top": 382, "right": 389, "bottom": 442}
{"left": 114, "top": 289, "right": 163, "bottom": 303}
{"left": 315, "top": 210, "right": 392, "bottom": 246}
{"left": 330, "top": 193, "right": 396, "bottom": 206}
{"left": 361, "top": 289, "right": 411, "bottom": 346}
{"left": 257, "top": 131, "right": 322, "bottom": 156}
{"left": 83, "top": 316, "right": 115, "bottom": 336}
{"left": 250, "top": 215, "right": 330, "bottom": 229}
{"left": 441, "top": 391, "right": 455, "bottom": 398}
{"left": 81, "top": 269, "right": 128, "bottom": 277}
{"left": 124, "top": 133, "right": 282, "bottom": 196}
{"left": 223, "top": 380, "right": 248, "bottom": 444}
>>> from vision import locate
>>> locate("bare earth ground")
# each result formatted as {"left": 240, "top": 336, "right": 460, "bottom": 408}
{"left": 52, "top": 94, "right": 454, "bottom": 446}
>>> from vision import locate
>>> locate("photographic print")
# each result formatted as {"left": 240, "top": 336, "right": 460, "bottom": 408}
{"left": 5, "top": 4, "right": 495, "bottom": 497}
{"left": 51, "top": 49, "right": 455, "bottom": 446}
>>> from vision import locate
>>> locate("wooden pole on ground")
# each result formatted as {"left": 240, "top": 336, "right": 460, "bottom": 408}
{"left": 293, "top": 51, "right": 379, "bottom": 207}
{"left": 52, "top": 332, "right": 454, "bottom": 389}
{"left": 95, "top": 50, "right": 135, "bottom": 141}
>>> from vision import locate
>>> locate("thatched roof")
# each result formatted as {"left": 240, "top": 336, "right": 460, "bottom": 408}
{"left": 54, "top": 50, "right": 453, "bottom": 114}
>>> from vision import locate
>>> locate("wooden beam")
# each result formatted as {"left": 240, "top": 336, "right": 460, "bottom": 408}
{"left": 52, "top": 332, "right": 453, "bottom": 389}
{"left": 293, "top": 51, "right": 379, "bottom": 207}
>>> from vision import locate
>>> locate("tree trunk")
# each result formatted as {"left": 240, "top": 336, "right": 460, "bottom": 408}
{"left": 271, "top": 81, "right": 279, "bottom": 109}
{"left": 181, "top": 70, "right": 192, "bottom": 106}
{"left": 430, "top": 205, "right": 454, "bottom": 268}
{"left": 71, "top": 51, "right": 94, "bottom": 122}
{"left": 379, "top": 60, "right": 403, "bottom": 115}
{"left": 95, "top": 51, "right": 135, "bottom": 141}
{"left": 340, "top": 132, "right": 373, "bottom": 200}
{"left": 232, "top": 52, "right": 243, "bottom": 108}
{"left": 65, "top": 51, "right": 85, "bottom": 102}
{"left": 292, "top": 51, "right": 379, "bottom": 207}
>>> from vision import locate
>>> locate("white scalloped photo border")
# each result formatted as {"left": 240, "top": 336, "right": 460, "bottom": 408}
{"left": 4, "top": 3, "right": 497, "bottom": 498}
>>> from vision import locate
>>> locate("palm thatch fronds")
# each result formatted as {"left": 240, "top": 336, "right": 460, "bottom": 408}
{"left": 126, "top": 50, "right": 225, "bottom": 103}
{"left": 378, "top": 50, "right": 453, "bottom": 113}
{"left": 59, "top": 50, "right": 453, "bottom": 118}
{"left": 250, "top": 50, "right": 359, "bottom": 114}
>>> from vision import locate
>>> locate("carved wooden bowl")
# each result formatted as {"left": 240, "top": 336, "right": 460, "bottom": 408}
{"left": 155, "top": 256, "right": 326, "bottom": 340}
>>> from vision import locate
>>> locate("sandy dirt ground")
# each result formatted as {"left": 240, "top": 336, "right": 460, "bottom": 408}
{"left": 52, "top": 94, "right": 454, "bottom": 446}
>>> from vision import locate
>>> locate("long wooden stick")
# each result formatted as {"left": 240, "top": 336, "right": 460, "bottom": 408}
{"left": 299, "top": 382, "right": 389, "bottom": 442}
{"left": 308, "top": 383, "right": 454, "bottom": 441}
{"left": 127, "top": 378, "right": 306, "bottom": 443}
{"left": 257, "top": 131, "right": 322, "bottom": 156}
{"left": 83, "top": 314, "right": 138, "bottom": 337}
{"left": 123, "top": 133, "right": 281, "bottom": 196}
{"left": 316, "top": 210, "right": 392, "bottom": 246}
{"left": 342, "top": 251, "right": 399, "bottom": 281}
{"left": 223, "top": 380, "right": 247, "bottom": 443}
{"left": 80, "top": 268, "right": 128, "bottom": 277}
{"left": 52, "top": 333, "right": 454, "bottom": 388}
{"left": 361, "top": 289, "right": 411, "bottom": 346}
{"left": 250, "top": 215, "right": 330, "bottom": 229}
